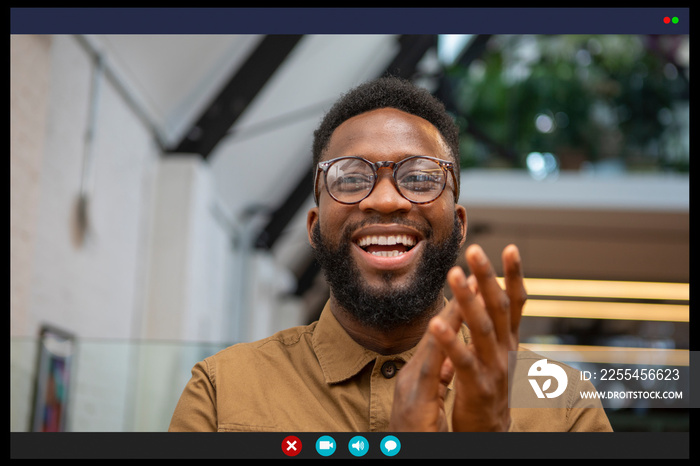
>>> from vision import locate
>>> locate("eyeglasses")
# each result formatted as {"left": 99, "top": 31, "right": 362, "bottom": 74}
{"left": 313, "top": 155, "right": 459, "bottom": 205}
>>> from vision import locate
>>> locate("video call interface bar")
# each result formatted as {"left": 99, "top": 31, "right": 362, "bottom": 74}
{"left": 10, "top": 431, "right": 690, "bottom": 459}
{"left": 10, "top": 7, "right": 691, "bottom": 460}
{"left": 10, "top": 8, "right": 690, "bottom": 35}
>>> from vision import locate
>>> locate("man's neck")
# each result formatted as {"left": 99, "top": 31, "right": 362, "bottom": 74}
{"left": 329, "top": 294, "right": 445, "bottom": 355}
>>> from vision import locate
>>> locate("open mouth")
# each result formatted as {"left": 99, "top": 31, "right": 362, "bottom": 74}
{"left": 355, "top": 234, "right": 417, "bottom": 257}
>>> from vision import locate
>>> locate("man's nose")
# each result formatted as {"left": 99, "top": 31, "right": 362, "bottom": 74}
{"left": 358, "top": 172, "right": 412, "bottom": 213}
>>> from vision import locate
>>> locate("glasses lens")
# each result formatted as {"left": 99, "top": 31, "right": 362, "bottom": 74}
{"left": 396, "top": 158, "right": 446, "bottom": 203}
{"left": 326, "top": 158, "right": 374, "bottom": 203}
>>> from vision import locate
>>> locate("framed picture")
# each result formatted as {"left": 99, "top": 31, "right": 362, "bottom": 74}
{"left": 31, "top": 325, "right": 75, "bottom": 432}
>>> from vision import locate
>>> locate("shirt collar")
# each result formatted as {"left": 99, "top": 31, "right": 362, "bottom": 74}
{"left": 312, "top": 301, "right": 416, "bottom": 384}
{"left": 311, "top": 300, "right": 470, "bottom": 385}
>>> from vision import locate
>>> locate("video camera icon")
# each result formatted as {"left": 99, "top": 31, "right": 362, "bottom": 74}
{"left": 315, "top": 435, "right": 336, "bottom": 456}
{"left": 348, "top": 436, "right": 368, "bottom": 457}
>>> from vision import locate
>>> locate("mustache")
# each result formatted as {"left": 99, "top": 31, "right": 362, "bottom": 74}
{"left": 339, "top": 215, "right": 433, "bottom": 243}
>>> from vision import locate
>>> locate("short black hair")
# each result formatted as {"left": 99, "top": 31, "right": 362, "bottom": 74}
{"left": 312, "top": 76, "right": 461, "bottom": 170}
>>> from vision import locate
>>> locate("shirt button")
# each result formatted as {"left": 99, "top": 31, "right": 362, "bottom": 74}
{"left": 381, "top": 361, "right": 398, "bottom": 379}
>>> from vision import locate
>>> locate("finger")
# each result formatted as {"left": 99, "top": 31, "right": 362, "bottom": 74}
{"left": 502, "top": 244, "right": 527, "bottom": 339}
{"left": 466, "top": 244, "right": 512, "bottom": 345}
{"left": 446, "top": 265, "right": 499, "bottom": 365}
{"left": 411, "top": 331, "right": 447, "bottom": 382}
{"left": 429, "top": 312, "right": 480, "bottom": 378}
{"left": 440, "top": 357, "right": 455, "bottom": 385}
{"left": 402, "top": 302, "right": 456, "bottom": 397}
{"left": 429, "top": 314, "right": 474, "bottom": 366}
{"left": 437, "top": 358, "right": 455, "bottom": 400}
{"left": 464, "top": 274, "right": 485, "bottom": 308}
{"left": 441, "top": 277, "right": 469, "bottom": 332}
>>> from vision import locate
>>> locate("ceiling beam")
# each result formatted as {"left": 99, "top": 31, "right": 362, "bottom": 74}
{"left": 383, "top": 34, "right": 438, "bottom": 79}
{"left": 168, "top": 35, "right": 304, "bottom": 159}
{"left": 254, "top": 167, "right": 313, "bottom": 250}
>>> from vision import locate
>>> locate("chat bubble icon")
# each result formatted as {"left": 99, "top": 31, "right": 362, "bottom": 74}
{"left": 380, "top": 436, "right": 400, "bottom": 456}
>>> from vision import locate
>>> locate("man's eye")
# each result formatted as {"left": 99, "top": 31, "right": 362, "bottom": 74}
{"left": 332, "top": 175, "right": 373, "bottom": 192}
{"left": 400, "top": 173, "right": 443, "bottom": 192}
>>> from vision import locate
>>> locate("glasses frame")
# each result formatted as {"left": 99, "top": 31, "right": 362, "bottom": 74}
{"left": 313, "top": 155, "right": 459, "bottom": 205}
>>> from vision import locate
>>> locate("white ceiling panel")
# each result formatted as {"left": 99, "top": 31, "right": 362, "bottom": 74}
{"left": 86, "top": 34, "right": 263, "bottom": 146}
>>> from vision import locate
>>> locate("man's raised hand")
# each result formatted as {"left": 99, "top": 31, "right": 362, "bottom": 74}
{"left": 429, "top": 244, "right": 526, "bottom": 431}
{"left": 389, "top": 244, "right": 526, "bottom": 432}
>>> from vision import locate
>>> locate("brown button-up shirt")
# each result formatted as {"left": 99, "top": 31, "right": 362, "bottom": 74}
{"left": 169, "top": 301, "right": 612, "bottom": 432}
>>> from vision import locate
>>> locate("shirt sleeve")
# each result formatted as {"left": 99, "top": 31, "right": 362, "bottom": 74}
{"left": 565, "top": 378, "right": 614, "bottom": 432}
{"left": 168, "top": 360, "right": 218, "bottom": 432}
{"left": 507, "top": 351, "right": 615, "bottom": 432}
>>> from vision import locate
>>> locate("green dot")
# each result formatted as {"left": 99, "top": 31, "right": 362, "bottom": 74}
{"left": 672, "top": 17, "right": 679, "bottom": 24}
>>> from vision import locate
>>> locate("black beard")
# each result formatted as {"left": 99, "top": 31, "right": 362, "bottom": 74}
{"left": 311, "top": 215, "right": 464, "bottom": 332}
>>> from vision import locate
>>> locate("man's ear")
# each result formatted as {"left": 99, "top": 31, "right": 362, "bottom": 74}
{"left": 456, "top": 204, "right": 468, "bottom": 246}
{"left": 307, "top": 207, "right": 319, "bottom": 248}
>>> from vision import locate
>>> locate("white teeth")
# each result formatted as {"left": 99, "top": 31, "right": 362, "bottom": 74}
{"left": 357, "top": 235, "right": 416, "bottom": 248}
{"left": 370, "top": 250, "right": 404, "bottom": 257}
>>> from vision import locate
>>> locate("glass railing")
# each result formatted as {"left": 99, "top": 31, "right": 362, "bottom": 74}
{"left": 11, "top": 336, "right": 229, "bottom": 432}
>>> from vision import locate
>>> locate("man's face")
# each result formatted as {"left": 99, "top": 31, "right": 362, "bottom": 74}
{"left": 307, "top": 108, "right": 467, "bottom": 330}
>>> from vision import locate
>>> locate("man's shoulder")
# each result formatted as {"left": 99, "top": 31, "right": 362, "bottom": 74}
{"left": 514, "top": 346, "right": 584, "bottom": 379}
{"left": 206, "top": 321, "right": 319, "bottom": 363}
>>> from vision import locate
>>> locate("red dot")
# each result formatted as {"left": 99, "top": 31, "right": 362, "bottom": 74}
{"left": 664, "top": 17, "right": 670, "bottom": 24}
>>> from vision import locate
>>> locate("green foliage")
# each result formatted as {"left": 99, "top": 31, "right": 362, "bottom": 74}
{"left": 447, "top": 35, "right": 689, "bottom": 173}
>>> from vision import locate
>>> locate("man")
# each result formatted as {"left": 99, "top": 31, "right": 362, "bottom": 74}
{"left": 169, "top": 76, "right": 611, "bottom": 432}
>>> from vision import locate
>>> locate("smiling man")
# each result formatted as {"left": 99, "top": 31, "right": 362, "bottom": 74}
{"left": 169, "top": 77, "right": 612, "bottom": 433}
{"left": 308, "top": 105, "right": 466, "bottom": 354}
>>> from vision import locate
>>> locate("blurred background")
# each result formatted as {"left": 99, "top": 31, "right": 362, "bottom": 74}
{"left": 11, "top": 33, "right": 688, "bottom": 432}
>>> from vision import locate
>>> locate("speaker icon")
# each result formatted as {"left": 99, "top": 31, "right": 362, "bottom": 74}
{"left": 348, "top": 436, "right": 368, "bottom": 457}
